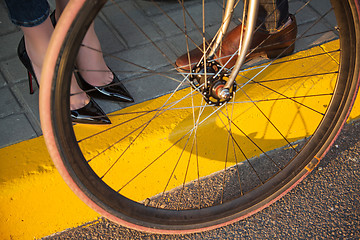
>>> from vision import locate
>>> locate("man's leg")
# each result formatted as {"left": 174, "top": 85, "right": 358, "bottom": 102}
{"left": 175, "top": 0, "right": 297, "bottom": 71}
{"left": 257, "top": 0, "right": 289, "bottom": 33}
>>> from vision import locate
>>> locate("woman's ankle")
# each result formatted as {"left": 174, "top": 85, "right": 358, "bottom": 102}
{"left": 21, "top": 16, "right": 54, "bottom": 81}
{"left": 70, "top": 91, "right": 90, "bottom": 110}
{"left": 76, "top": 22, "right": 113, "bottom": 86}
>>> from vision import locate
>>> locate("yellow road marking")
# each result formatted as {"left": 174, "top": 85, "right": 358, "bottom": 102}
{"left": 0, "top": 40, "right": 359, "bottom": 239}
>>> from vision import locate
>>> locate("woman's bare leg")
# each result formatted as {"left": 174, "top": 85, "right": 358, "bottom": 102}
{"left": 22, "top": 16, "right": 89, "bottom": 110}
{"left": 76, "top": 22, "right": 113, "bottom": 87}
{"left": 21, "top": 18, "right": 53, "bottom": 83}
{"left": 56, "top": 0, "right": 113, "bottom": 87}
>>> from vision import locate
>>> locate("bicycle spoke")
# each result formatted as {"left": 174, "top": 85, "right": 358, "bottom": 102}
{"left": 239, "top": 88, "right": 299, "bottom": 153}
{"left": 45, "top": 0, "right": 360, "bottom": 230}
{"left": 219, "top": 109, "right": 283, "bottom": 170}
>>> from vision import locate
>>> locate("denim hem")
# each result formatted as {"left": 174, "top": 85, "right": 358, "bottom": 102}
{"left": 10, "top": 8, "right": 50, "bottom": 27}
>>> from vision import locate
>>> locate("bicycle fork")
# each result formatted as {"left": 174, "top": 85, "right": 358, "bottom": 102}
{"left": 193, "top": 0, "right": 259, "bottom": 103}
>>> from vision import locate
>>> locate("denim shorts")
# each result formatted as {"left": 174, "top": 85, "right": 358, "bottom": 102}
{"left": 4, "top": 0, "right": 50, "bottom": 27}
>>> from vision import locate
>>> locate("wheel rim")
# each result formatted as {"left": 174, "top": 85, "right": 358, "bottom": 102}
{"left": 45, "top": 0, "right": 360, "bottom": 232}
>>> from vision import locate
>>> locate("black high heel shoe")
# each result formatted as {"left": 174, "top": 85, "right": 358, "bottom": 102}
{"left": 75, "top": 70, "right": 134, "bottom": 102}
{"left": 70, "top": 96, "right": 111, "bottom": 124}
{"left": 17, "top": 37, "right": 111, "bottom": 125}
{"left": 17, "top": 37, "right": 38, "bottom": 94}
{"left": 50, "top": 11, "right": 133, "bottom": 103}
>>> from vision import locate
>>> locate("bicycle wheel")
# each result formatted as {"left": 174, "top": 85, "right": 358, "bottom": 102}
{"left": 40, "top": 0, "right": 360, "bottom": 233}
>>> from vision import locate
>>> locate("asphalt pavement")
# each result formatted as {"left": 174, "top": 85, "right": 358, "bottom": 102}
{"left": 44, "top": 120, "right": 360, "bottom": 239}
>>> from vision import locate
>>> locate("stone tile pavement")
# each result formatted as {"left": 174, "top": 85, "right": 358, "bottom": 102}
{"left": 0, "top": 0, "right": 338, "bottom": 149}
{"left": 0, "top": 1, "right": 41, "bottom": 148}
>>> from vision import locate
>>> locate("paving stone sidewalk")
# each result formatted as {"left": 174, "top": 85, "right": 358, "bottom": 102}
{"left": 0, "top": 0, "right": 337, "bottom": 149}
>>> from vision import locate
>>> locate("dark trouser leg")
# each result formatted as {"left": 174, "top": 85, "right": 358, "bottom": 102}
{"left": 4, "top": 0, "right": 50, "bottom": 27}
{"left": 257, "top": 0, "right": 289, "bottom": 33}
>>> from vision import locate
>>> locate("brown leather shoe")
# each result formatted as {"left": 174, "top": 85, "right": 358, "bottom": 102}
{"left": 175, "top": 14, "right": 297, "bottom": 71}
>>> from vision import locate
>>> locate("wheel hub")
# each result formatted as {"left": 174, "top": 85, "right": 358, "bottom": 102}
{"left": 189, "top": 61, "right": 236, "bottom": 106}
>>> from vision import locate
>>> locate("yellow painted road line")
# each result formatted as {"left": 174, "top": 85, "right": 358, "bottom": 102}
{"left": 0, "top": 40, "right": 359, "bottom": 239}
{"left": 0, "top": 136, "right": 99, "bottom": 240}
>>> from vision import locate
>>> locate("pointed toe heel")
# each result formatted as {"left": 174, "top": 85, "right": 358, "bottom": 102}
{"left": 76, "top": 69, "right": 134, "bottom": 103}
{"left": 18, "top": 36, "right": 111, "bottom": 125}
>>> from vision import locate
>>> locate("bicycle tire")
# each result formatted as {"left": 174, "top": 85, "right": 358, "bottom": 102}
{"left": 40, "top": 0, "right": 360, "bottom": 233}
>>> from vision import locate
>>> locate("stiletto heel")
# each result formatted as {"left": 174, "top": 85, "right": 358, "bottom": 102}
{"left": 28, "top": 71, "right": 34, "bottom": 94}
{"left": 18, "top": 37, "right": 38, "bottom": 94}
{"left": 17, "top": 36, "right": 111, "bottom": 125}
